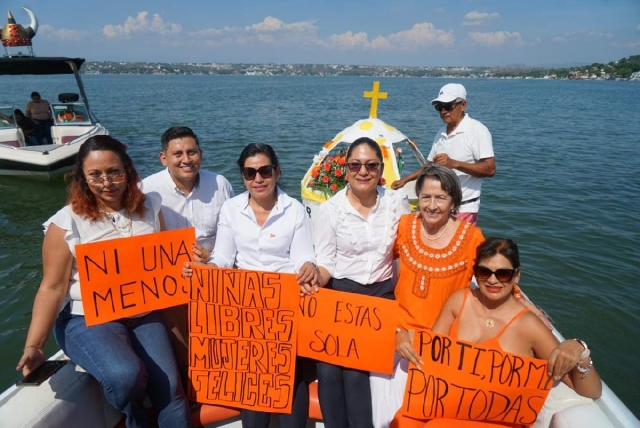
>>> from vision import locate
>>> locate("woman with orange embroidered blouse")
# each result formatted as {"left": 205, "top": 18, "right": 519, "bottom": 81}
{"left": 374, "top": 164, "right": 484, "bottom": 427}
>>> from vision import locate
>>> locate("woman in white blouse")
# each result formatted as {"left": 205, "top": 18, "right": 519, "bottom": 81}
{"left": 313, "top": 137, "right": 410, "bottom": 428}
{"left": 185, "top": 143, "right": 317, "bottom": 428}
{"left": 17, "top": 136, "right": 191, "bottom": 428}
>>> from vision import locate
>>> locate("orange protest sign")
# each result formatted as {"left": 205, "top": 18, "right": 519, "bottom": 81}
{"left": 188, "top": 266, "right": 299, "bottom": 413}
{"left": 402, "top": 331, "right": 553, "bottom": 426}
{"left": 297, "top": 289, "right": 398, "bottom": 374}
{"left": 76, "top": 228, "right": 195, "bottom": 326}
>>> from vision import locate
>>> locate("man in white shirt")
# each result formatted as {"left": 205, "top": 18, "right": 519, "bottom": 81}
{"left": 142, "top": 125, "right": 234, "bottom": 380}
{"left": 391, "top": 83, "right": 495, "bottom": 224}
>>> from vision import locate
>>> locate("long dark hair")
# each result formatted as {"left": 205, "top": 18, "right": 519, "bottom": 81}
{"left": 67, "top": 135, "right": 145, "bottom": 220}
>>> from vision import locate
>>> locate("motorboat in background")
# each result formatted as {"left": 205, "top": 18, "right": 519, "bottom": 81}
{"left": 0, "top": 8, "right": 108, "bottom": 178}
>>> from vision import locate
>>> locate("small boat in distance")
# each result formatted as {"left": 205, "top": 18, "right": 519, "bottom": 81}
{"left": 0, "top": 8, "right": 108, "bottom": 178}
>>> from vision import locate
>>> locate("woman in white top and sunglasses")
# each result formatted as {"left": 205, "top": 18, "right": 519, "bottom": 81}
{"left": 184, "top": 143, "right": 317, "bottom": 428}
{"left": 313, "top": 137, "right": 410, "bottom": 428}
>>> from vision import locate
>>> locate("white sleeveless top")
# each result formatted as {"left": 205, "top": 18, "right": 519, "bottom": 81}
{"left": 43, "top": 194, "right": 162, "bottom": 315}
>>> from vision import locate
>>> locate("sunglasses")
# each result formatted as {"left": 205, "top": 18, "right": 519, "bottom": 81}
{"left": 242, "top": 165, "right": 276, "bottom": 181}
{"left": 86, "top": 171, "right": 126, "bottom": 185}
{"left": 473, "top": 265, "right": 519, "bottom": 283}
{"left": 346, "top": 161, "right": 381, "bottom": 173}
{"left": 434, "top": 101, "right": 462, "bottom": 112}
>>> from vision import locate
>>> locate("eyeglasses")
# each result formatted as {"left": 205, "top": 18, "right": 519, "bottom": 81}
{"left": 473, "top": 265, "right": 519, "bottom": 283}
{"left": 86, "top": 171, "right": 126, "bottom": 185}
{"left": 434, "top": 101, "right": 462, "bottom": 112}
{"left": 346, "top": 161, "right": 381, "bottom": 173}
{"left": 242, "top": 165, "right": 276, "bottom": 181}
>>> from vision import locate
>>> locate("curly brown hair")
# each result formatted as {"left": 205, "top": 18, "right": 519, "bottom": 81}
{"left": 67, "top": 135, "right": 146, "bottom": 221}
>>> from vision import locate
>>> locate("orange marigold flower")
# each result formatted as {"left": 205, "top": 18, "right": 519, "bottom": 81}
{"left": 322, "top": 176, "right": 330, "bottom": 183}
{"left": 337, "top": 157, "right": 346, "bottom": 166}
{"left": 312, "top": 170, "right": 320, "bottom": 178}
{"left": 334, "top": 169, "right": 343, "bottom": 178}
{"left": 330, "top": 183, "right": 338, "bottom": 191}
{"left": 324, "top": 163, "right": 331, "bottom": 172}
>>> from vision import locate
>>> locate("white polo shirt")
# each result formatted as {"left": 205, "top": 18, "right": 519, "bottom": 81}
{"left": 142, "top": 168, "right": 234, "bottom": 251}
{"left": 209, "top": 188, "right": 315, "bottom": 274}
{"left": 427, "top": 114, "right": 494, "bottom": 214}
{"left": 313, "top": 186, "right": 410, "bottom": 285}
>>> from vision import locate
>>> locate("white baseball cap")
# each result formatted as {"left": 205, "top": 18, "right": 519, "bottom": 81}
{"left": 431, "top": 83, "right": 467, "bottom": 105}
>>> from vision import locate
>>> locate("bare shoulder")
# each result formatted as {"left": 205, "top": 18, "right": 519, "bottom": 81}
{"left": 518, "top": 311, "right": 558, "bottom": 343}
{"left": 445, "top": 288, "right": 466, "bottom": 314}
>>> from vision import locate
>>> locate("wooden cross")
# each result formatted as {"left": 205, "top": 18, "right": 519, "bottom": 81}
{"left": 363, "top": 81, "right": 388, "bottom": 118}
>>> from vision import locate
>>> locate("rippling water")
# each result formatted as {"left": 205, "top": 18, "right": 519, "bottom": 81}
{"left": 1, "top": 75, "right": 638, "bottom": 416}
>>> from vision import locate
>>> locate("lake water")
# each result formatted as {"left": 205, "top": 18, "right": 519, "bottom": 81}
{"left": 0, "top": 75, "right": 639, "bottom": 417}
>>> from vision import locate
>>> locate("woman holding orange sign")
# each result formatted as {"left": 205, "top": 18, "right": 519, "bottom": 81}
{"left": 184, "top": 142, "right": 317, "bottom": 428}
{"left": 17, "top": 136, "right": 191, "bottom": 428}
{"left": 391, "top": 237, "right": 602, "bottom": 427}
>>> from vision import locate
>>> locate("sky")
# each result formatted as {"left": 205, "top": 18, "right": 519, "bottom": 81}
{"left": 3, "top": 0, "right": 639, "bottom": 67}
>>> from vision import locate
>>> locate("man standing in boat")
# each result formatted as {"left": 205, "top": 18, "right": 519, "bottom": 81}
{"left": 392, "top": 83, "right": 495, "bottom": 224}
{"left": 142, "top": 125, "right": 234, "bottom": 379}
{"left": 25, "top": 91, "right": 53, "bottom": 145}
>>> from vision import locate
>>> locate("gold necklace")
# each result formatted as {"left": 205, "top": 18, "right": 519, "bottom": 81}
{"left": 103, "top": 211, "right": 132, "bottom": 237}
{"left": 485, "top": 318, "right": 495, "bottom": 328}
{"left": 421, "top": 220, "right": 449, "bottom": 241}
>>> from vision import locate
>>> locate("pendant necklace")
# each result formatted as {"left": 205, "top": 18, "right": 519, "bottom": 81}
{"left": 103, "top": 210, "right": 133, "bottom": 237}
{"left": 485, "top": 318, "right": 495, "bottom": 328}
{"left": 421, "top": 220, "right": 449, "bottom": 241}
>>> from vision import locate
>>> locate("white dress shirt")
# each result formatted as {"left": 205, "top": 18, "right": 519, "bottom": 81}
{"left": 313, "top": 186, "right": 410, "bottom": 285}
{"left": 427, "top": 114, "right": 494, "bottom": 214}
{"left": 209, "top": 188, "right": 315, "bottom": 274}
{"left": 142, "top": 168, "right": 234, "bottom": 251}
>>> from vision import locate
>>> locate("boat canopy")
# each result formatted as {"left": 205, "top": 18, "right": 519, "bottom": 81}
{"left": 0, "top": 57, "right": 85, "bottom": 75}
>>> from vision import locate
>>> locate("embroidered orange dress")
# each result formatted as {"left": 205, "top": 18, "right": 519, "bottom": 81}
{"left": 394, "top": 213, "right": 485, "bottom": 331}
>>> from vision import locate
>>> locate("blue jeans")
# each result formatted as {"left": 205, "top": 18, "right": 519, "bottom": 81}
{"left": 317, "top": 362, "right": 373, "bottom": 428}
{"left": 54, "top": 305, "right": 191, "bottom": 428}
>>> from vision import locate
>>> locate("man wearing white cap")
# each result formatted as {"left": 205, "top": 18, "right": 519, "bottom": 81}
{"left": 392, "top": 83, "right": 495, "bottom": 224}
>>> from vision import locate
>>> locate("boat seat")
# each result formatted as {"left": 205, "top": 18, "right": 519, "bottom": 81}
{"left": 550, "top": 403, "right": 614, "bottom": 428}
{"left": 0, "top": 127, "right": 25, "bottom": 148}
{"left": 191, "top": 381, "right": 322, "bottom": 427}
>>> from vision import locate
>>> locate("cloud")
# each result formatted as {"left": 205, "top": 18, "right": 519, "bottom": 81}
{"left": 190, "top": 16, "right": 319, "bottom": 47}
{"left": 463, "top": 11, "right": 500, "bottom": 26}
{"left": 38, "top": 24, "right": 87, "bottom": 41}
{"left": 325, "top": 22, "right": 454, "bottom": 50}
{"left": 469, "top": 31, "right": 523, "bottom": 47}
{"left": 611, "top": 40, "right": 640, "bottom": 48}
{"left": 103, "top": 11, "right": 182, "bottom": 39}
{"left": 553, "top": 31, "right": 613, "bottom": 42}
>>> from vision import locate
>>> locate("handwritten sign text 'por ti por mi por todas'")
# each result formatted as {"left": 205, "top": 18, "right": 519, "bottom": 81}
{"left": 188, "top": 266, "right": 298, "bottom": 413}
{"left": 402, "top": 331, "right": 553, "bottom": 426}
{"left": 297, "top": 289, "right": 398, "bottom": 374}
{"left": 76, "top": 228, "right": 196, "bottom": 326}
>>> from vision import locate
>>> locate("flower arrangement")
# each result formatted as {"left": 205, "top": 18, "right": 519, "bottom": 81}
{"left": 307, "top": 155, "right": 347, "bottom": 196}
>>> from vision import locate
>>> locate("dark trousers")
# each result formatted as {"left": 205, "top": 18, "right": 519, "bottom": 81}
{"left": 317, "top": 362, "right": 373, "bottom": 428}
{"left": 241, "top": 357, "right": 315, "bottom": 428}
{"left": 315, "top": 277, "right": 393, "bottom": 428}
{"left": 34, "top": 119, "right": 53, "bottom": 144}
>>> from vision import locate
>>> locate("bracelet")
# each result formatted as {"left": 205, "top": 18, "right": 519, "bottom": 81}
{"left": 572, "top": 339, "right": 591, "bottom": 360}
{"left": 23, "top": 345, "right": 44, "bottom": 352}
{"left": 575, "top": 357, "right": 593, "bottom": 378}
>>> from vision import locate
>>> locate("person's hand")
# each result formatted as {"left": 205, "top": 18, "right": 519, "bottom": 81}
{"left": 16, "top": 347, "right": 46, "bottom": 376}
{"left": 395, "top": 330, "right": 423, "bottom": 370}
{"left": 391, "top": 179, "right": 405, "bottom": 190}
{"left": 192, "top": 244, "right": 211, "bottom": 264}
{"left": 297, "top": 262, "right": 319, "bottom": 295}
{"left": 547, "top": 339, "right": 584, "bottom": 380}
{"left": 433, "top": 153, "right": 458, "bottom": 169}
